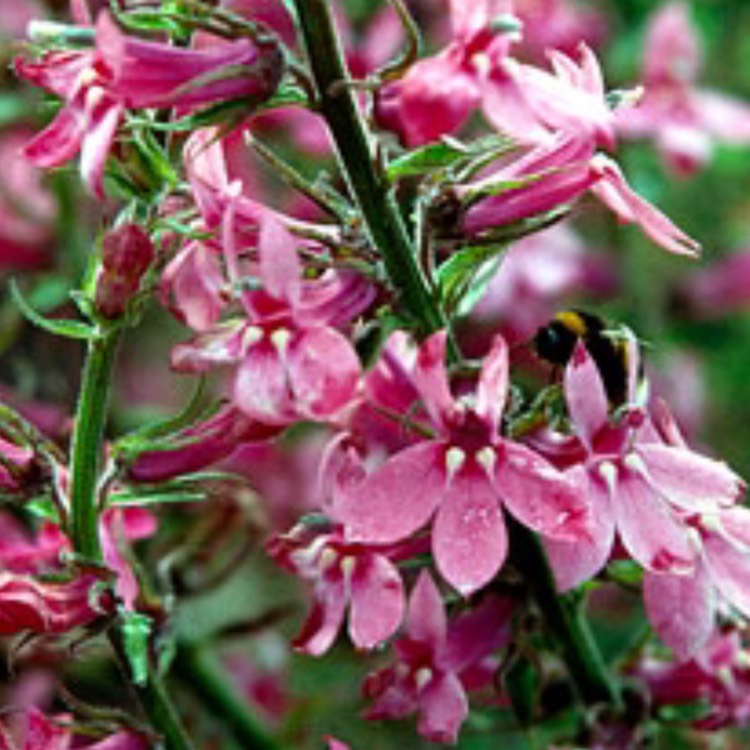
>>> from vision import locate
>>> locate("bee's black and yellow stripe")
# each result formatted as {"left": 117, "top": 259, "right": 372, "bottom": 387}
{"left": 533, "top": 310, "right": 629, "bottom": 405}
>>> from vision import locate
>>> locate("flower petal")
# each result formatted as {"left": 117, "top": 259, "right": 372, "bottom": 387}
{"left": 496, "top": 441, "right": 589, "bottom": 540}
{"left": 637, "top": 443, "right": 743, "bottom": 513}
{"left": 293, "top": 571, "right": 347, "bottom": 656}
{"left": 234, "top": 340, "right": 291, "bottom": 424}
{"left": 433, "top": 469, "right": 507, "bottom": 596}
{"left": 413, "top": 331, "right": 455, "bottom": 429}
{"left": 287, "top": 327, "right": 361, "bottom": 421}
{"left": 417, "top": 673, "right": 468, "bottom": 745}
{"left": 348, "top": 554, "right": 405, "bottom": 650}
{"left": 335, "top": 442, "right": 445, "bottom": 545}
{"left": 475, "top": 334, "right": 509, "bottom": 432}
{"left": 544, "top": 468, "right": 614, "bottom": 591}
{"left": 564, "top": 340, "right": 608, "bottom": 449}
{"left": 407, "top": 570, "right": 447, "bottom": 646}
{"left": 611, "top": 468, "right": 696, "bottom": 573}
{"left": 703, "top": 528, "right": 750, "bottom": 619}
{"left": 643, "top": 565, "right": 714, "bottom": 660}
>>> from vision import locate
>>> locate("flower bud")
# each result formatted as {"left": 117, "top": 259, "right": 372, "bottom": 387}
{"left": 95, "top": 224, "right": 154, "bottom": 318}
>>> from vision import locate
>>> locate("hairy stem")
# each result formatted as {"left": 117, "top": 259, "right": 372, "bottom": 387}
{"left": 292, "top": 0, "right": 449, "bottom": 341}
{"left": 69, "top": 329, "right": 121, "bottom": 559}
{"left": 69, "top": 327, "right": 197, "bottom": 750}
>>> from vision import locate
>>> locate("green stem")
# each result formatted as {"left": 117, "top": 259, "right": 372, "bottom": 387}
{"left": 292, "top": 0, "right": 448, "bottom": 341}
{"left": 508, "top": 518, "right": 620, "bottom": 707}
{"left": 69, "top": 329, "right": 121, "bottom": 560}
{"left": 69, "top": 327, "right": 197, "bottom": 750}
{"left": 174, "top": 641, "right": 278, "bottom": 750}
{"left": 108, "top": 626, "right": 197, "bottom": 750}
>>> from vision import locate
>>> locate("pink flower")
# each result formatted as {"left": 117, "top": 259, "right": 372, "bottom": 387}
{"left": 362, "top": 571, "right": 512, "bottom": 744}
{"left": 335, "top": 331, "right": 589, "bottom": 596}
{"left": 16, "top": 12, "right": 283, "bottom": 196}
{"left": 545, "top": 342, "right": 743, "bottom": 590}
{"left": 637, "top": 629, "right": 750, "bottom": 730}
{"left": 0, "top": 572, "right": 110, "bottom": 636}
{"left": 644, "top": 505, "right": 750, "bottom": 659}
{"left": 676, "top": 250, "right": 750, "bottom": 318}
{"left": 171, "top": 214, "right": 363, "bottom": 427}
{"left": 375, "top": 0, "right": 516, "bottom": 145}
{"left": 459, "top": 134, "right": 700, "bottom": 256}
{"left": 268, "top": 521, "right": 405, "bottom": 655}
{"left": 616, "top": 2, "right": 750, "bottom": 174}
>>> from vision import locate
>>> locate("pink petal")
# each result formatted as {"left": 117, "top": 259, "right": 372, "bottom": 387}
{"left": 716, "top": 506, "right": 750, "bottom": 548}
{"left": 475, "top": 334, "right": 509, "bottom": 432}
{"left": 413, "top": 331, "right": 455, "bottom": 429}
{"left": 407, "top": 570, "right": 446, "bottom": 646}
{"left": 590, "top": 157, "right": 700, "bottom": 256}
{"left": 564, "top": 341, "right": 608, "bottom": 449}
{"left": 24, "top": 707, "right": 72, "bottom": 750}
{"left": 637, "top": 443, "right": 743, "bottom": 513}
{"left": 287, "top": 327, "right": 361, "bottom": 421}
{"left": 432, "top": 469, "right": 507, "bottom": 596}
{"left": 611, "top": 468, "right": 696, "bottom": 573}
{"left": 703, "top": 529, "right": 750, "bottom": 619}
{"left": 417, "top": 673, "right": 468, "bottom": 745}
{"left": 293, "top": 572, "right": 347, "bottom": 656}
{"left": 544, "top": 467, "right": 614, "bottom": 591}
{"left": 23, "top": 98, "right": 86, "bottom": 168}
{"left": 496, "top": 440, "right": 589, "bottom": 540}
{"left": 259, "top": 215, "right": 301, "bottom": 307}
{"left": 234, "top": 340, "right": 291, "bottom": 424}
{"left": 170, "top": 322, "right": 244, "bottom": 372}
{"left": 336, "top": 442, "right": 446, "bottom": 544}
{"left": 643, "top": 565, "right": 714, "bottom": 660}
{"left": 80, "top": 93, "right": 123, "bottom": 198}
{"left": 348, "top": 554, "right": 404, "bottom": 650}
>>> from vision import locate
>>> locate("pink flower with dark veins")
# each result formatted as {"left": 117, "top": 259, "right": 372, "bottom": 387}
{"left": 616, "top": 2, "right": 750, "bottom": 175}
{"left": 335, "top": 330, "right": 590, "bottom": 596}
{"left": 544, "top": 342, "right": 743, "bottom": 591}
{"left": 362, "top": 571, "right": 512, "bottom": 744}
{"left": 267, "top": 520, "right": 406, "bottom": 656}
{"left": 15, "top": 12, "right": 283, "bottom": 196}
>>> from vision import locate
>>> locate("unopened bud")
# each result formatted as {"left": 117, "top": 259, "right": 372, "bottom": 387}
{"left": 95, "top": 224, "right": 154, "bottom": 319}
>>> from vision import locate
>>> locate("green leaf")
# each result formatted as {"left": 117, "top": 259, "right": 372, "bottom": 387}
{"left": 120, "top": 611, "right": 153, "bottom": 687}
{"left": 109, "top": 488, "right": 207, "bottom": 507}
{"left": 26, "top": 496, "right": 62, "bottom": 523}
{"left": 387, "top": 135, "right": 515, "bottom": 180}
{"left": 437, "top": 243, "right": 507, "bottom": 316}
{"left": 9, "top": 279, "right": 94, "bottom": 340}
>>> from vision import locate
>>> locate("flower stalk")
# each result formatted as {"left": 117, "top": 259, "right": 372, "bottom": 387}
{"left": 292, "top": 0, "right": 448, "bottom": 341}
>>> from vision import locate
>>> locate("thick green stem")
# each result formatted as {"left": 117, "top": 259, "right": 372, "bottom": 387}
{"left": 174, "top": 642, "right": 278, "bottom": 750}
{"left": 508, "top": 518, "right": 620, "bottom": 707}
{"left": 292, "top": 0, "right": 619, "bottom": 713}
{"left": 292, "top": 0, "right": 448, "bottom": 340}
{"left": 69, "top": 327, "right": 196, "bottom": 750}
{"left": 69, "top": 329, "right": 121, "bottom": 560}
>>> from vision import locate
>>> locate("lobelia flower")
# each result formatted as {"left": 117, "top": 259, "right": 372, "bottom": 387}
{"left": 636, "top": 628, "right": 750, "bottom": 731}
{"left": 335, "top": 330, "right": 590, "bottom": 596}
{"left": 544, "top": 341, "right": 743, "bottom": 591}
{"left": 375, "top": 0, "right": 518, "bottom": 146}
{"left": 362, "top": 571, "right": 512, "bottom": 744}
{"left": 267, "top": 520, "right": 406, "bottom": 656}
{"left": 644, "top": 504, "right": 750, "bottom": 660}
{"left": 171, "top": 212, "right": 363, "bottom": 427}
{"left": 15, "top": 11, "right": 284, "bottom": 196}
{"left": 616, "top": 2, "right": 750, "bottom": 175}
{"left": 456, "top": 133, "right": 701, "bottom": 256}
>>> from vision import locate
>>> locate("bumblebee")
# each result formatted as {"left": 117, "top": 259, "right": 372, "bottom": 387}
{"left": 533, "top": 310, "right": 632, "bottom": 405}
